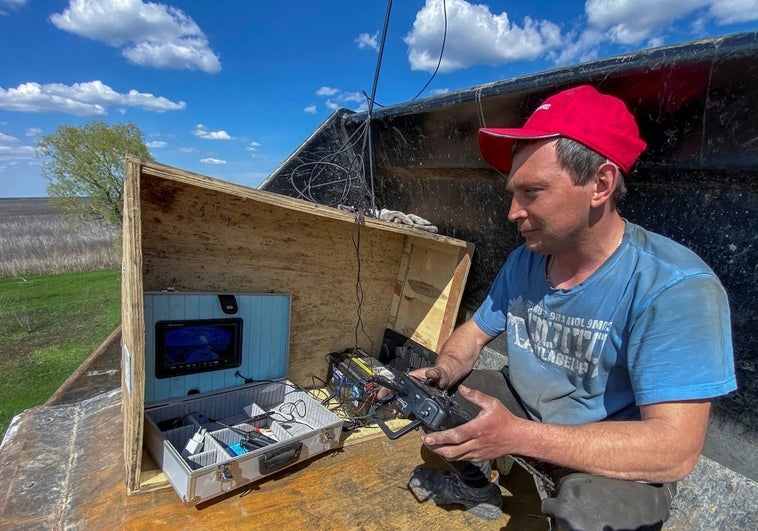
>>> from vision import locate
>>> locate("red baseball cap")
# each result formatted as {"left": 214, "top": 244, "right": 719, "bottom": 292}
{"left": 478, "top": 85, "right": 646, "bottom": 174}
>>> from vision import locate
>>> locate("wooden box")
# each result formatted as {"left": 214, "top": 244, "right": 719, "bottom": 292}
{"left": 121, "top": 157, "right": 473, "bottom": 494}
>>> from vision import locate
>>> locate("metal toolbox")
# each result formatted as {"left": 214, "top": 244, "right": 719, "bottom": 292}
{"left": 142, "top": 291, "right": 343, "bottom": 505}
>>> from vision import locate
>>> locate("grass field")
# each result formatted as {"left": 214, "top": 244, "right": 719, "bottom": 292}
{"left": 0, "top": 198, "right": 121, "bottom": 438}
{"left": 0, "top": 197, "right": 120, "bottom": 277}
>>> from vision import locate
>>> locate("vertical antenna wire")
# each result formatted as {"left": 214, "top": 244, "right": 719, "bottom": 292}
{"left": 365, "top": 0, "right": 393, "bottom": 215}
{"left": 351, "top": 1, "right": 393, "bottom": 354}
{"left": 411, "top": 0, "right": 448, "bottom": 101}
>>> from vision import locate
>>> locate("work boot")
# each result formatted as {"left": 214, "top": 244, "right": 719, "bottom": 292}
{"left": 408, "top": 467, "right": 503, "bottom": 520}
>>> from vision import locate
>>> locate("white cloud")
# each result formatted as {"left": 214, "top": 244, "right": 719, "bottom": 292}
{"left": 405, "top": 0, "right": 564, "bottom": 73}
{"left": 0, "top": 131, "right": 19, "bottom": 143}
{"left": 585, "top": 0, "right": 704, "bottom": 44}
{"left": 147, "top": 140, "right": 167, "bottom": 148}
{"left": 320, "top": 90, "right": 368, "bottom": 112}
{"left": 708, "top": 0, "right": 758, "bottom": 24}
{"left": 549, "top": 28, "right": 604, "bottom": 65}
{"left": 315, "top": 86, "right": 368, "bottom": 111}
{"left": 246, "top": 141, "right": 262, "bottom": 159}
{"left": 585, "top": 0, "right": 758, "bottom": 42}
{"left": 0, "top": 0, "right": 26, "bottom": 16}
{"left": 193, "top": 123, "right": 233, "bottom": 140}
{"left": 340, "top": 91, "right": 365, "bottom": 104}
{"left": 316, "top": 86, "right": 339, "bottom": 96}
{"left": 356, "top": 31, "right": 379, "bottom": 50}
{"left": 246, "top": 141, "right": 262, "bottom": 158}
{"left": 200, "top": 157, "right": 226, "bottom": 165}
{"left": 50, "top": 0, "right": 221, "bottom": 73}
{"left": 405, "top": 0, "right": 758, "bottom": 72}
{"left": 0, "top": 135, "right": 35, "bottom": 167}
{"left": 0, "top": 80, "right": 185, "bottom": 116}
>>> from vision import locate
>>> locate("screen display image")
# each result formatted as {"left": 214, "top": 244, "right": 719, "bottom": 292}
{"left": 155, "top": 318, "right": 243, "bottom": 379}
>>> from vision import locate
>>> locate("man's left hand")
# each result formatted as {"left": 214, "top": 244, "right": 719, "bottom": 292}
{"left": 420, "top": 385, "right": 524, "bottom": 462}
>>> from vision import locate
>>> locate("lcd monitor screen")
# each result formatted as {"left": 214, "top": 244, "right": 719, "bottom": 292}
{"left": 154, "top": 318, "right": 243, "bottom": 379}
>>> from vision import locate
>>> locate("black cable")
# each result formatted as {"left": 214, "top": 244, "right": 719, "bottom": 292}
{"left": 324, "top": 348, "right": 402, "bottom": 430}
{"left": 352, "top": 213, "right": 368, "bottom": 352}
{"left": 234, "top": 372, "right": 312, "bottom": 398}
{"left": 364, "top": 0, "right": 394, "bottom": 215}
{"left": 362, "top": 90, "right": 384, "bottom": 108}
{"left": 411, "top": 0, "right": 448, "bottom": 101}
{"left": 287, "top": 0, "right": 448, "bottom": 208}
{"left": 235, "top": 369, "right": 254, "bottom": 384}
{"left": 288, "top": 119, "right": 373, "bottom": 207}
{"left": 286, "top": 1, "right": 395, "bottom": 210}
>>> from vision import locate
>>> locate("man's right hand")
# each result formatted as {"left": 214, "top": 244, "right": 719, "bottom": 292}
{"left": 409, "top": 365, "right": 452, "bottom": 389}
{"left": 410, "top": 319, "right": 494, "bottom": 391}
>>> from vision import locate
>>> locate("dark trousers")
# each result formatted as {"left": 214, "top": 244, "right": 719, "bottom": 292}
{"left": 452, "top": 369, "right": 677, "bottom": 531}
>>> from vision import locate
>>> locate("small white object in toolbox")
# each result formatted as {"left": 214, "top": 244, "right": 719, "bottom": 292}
{"left": 182, "top": 427, "right": 206, "bottom": 456}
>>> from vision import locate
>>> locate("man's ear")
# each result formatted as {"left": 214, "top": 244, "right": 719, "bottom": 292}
{"left": 591, "top": 162, "right": 619, "bottom": 207}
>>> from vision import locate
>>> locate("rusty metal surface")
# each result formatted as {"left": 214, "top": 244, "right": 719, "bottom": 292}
{"left": 45, "top": 327, "right": 122, "bottom": 407}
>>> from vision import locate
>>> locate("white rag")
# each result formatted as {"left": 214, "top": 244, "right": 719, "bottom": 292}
{"left": 377, "top": 208, "right": 438, "bottom": 233}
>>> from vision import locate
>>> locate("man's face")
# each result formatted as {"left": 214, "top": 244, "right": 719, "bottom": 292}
{"left": 506, "top": 139, "right": 596, "bottom": 255}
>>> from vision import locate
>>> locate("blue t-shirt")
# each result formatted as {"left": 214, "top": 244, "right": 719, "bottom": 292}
{"left": 473, "top": 222, "right": 736, "bottom": 425}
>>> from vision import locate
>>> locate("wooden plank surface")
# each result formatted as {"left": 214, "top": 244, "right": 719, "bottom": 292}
{"left": 0, "top": 386, "right": 547, "bottom": 531}
{"left": 122, "top": 157, "right": 147, "bottom": 493}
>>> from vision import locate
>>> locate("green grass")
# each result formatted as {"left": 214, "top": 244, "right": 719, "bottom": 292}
{"left": 0, "top": 269, "right": 121, "bottom": 438}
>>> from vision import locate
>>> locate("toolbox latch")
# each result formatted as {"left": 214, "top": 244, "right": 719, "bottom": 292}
{"left": 216, "top": 464, "right": 234, "bottom": 491}
{"left": 259, "top": 441, "right": 302, "bottom": 475}
{"left": 216, "top": 464, "right": 234, "bottom": 483}
{"left": 320, "top": 427, "right": 337, "bottom": 445}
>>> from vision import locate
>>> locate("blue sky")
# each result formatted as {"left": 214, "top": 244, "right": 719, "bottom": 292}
{"left": 1, "top": 0, "right": 757, "bottom": 198}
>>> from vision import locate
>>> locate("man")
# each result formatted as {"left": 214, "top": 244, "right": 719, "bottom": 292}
{"left": 406, "top": 85, "right": 736, "bottom": 529}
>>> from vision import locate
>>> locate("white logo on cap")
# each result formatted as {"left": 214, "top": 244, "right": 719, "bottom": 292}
{"left": 536, "top": 103, "right": 551, "bottom": 111}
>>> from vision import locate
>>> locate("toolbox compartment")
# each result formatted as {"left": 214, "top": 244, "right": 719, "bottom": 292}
{"left": 144, "top": 379, "right": 341, "bottom": 504}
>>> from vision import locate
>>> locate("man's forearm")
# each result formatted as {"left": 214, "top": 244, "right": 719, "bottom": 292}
{"left": 509, "top": 401, "right": 710, "bottom": 483}
{"left": 434, "top": 320, "right": 492, "bottom": 387}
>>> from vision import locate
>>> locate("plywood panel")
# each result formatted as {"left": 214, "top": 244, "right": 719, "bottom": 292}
{"left": 390, "top": 238, "right": 474, "bottom": 352}
{"left": 122, "top": 157, "right": 146, "bottom": 492}
{"left": 137, "top": 173, "right": 402, "bottom": 377}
